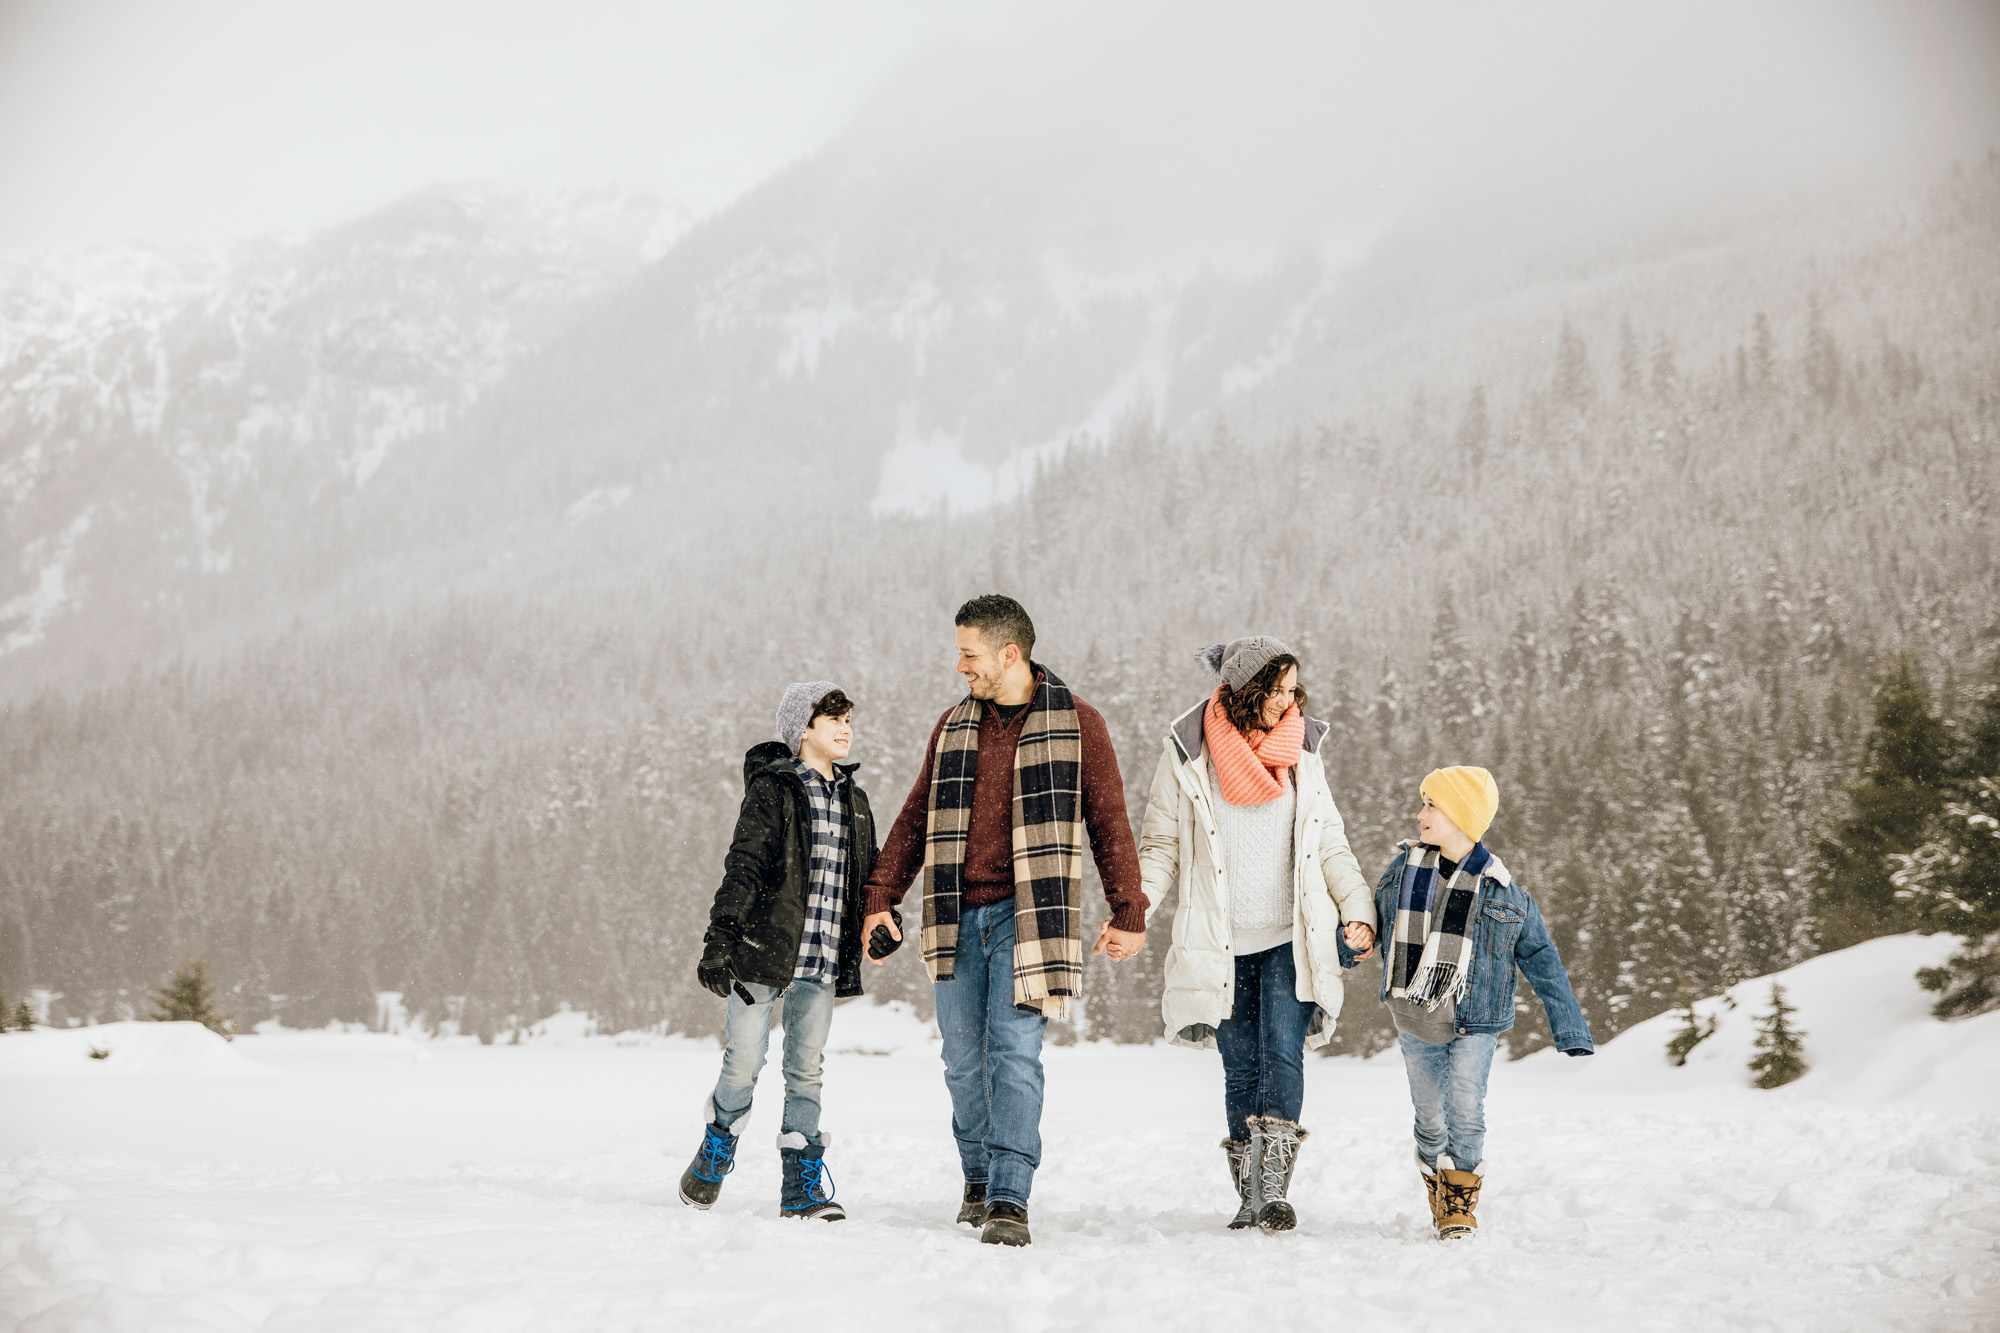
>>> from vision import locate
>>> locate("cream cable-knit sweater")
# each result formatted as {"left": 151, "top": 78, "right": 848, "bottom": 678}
{"left": 1206, "top": 754, "right": 1296, "bottom": 957}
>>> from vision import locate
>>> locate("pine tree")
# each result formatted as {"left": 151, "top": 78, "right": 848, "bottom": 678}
{"left": 1748, "top": 983, "right": 1808, "bottom": 1088}
{"left": 1554, "top": 323, "right": 1594, "bottom": 409}
{"left": 1456, "top": 386, "right": 1490, "bottom": 468}
{"left": 1618, "top": 317, "right": 1643, "bottom": 398}
{"left": 151, "top": 959, "right": 233, "bottom": 1040}
{"left": 1803, "top": 291, "right": 1842, "bottom": 407}
{"left": 11, "top": 1000, "right": 29, "bottom": 1032}
{"left": 1750, "top": 311, "right": 1777, "bottom": 394}
{"left": 1664, "top": 995, "right": 1719, "bottom": 1066}
{"left": 1816, "top": 656, "right": 1954, "bottom": 949}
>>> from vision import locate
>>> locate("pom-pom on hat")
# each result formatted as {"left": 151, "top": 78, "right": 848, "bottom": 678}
{"left": 1199, "top": 636, "right": 1293, "bottom": 692}
{"left": 777, "top": 681, "right": 839, "bottom": 756}
{"left": 1421, "top": 766, "right": 1500, "bottom": 842}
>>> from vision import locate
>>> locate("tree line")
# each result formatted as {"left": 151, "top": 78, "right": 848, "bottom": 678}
{"left": 1, "top": 160, "right": 1996, "bottom": 1050}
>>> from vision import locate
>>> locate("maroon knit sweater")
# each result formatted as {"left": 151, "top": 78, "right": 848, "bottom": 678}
{"left": 862, "top": 686, "right": 1149, "bottom": 932}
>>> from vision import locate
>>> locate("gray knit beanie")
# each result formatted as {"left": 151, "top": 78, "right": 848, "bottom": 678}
{"left": 776, "top": 680, "right": 839, "bottom": 755}
{"left": 1199, "top": 637, "right": 1293, "bottom": 692}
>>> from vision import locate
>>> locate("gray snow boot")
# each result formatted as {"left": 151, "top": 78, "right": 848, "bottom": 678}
{"left": 1247, "top": 1115, "right": 1308, "bottom": 1232}
{"left": 1222, "top": 1138, "right": 1257, "bottom": 1230}
{"left": 778, "top": 1131, "right": 845, "bottom": 1221}
{"left": 677, "top": 1121, "right": 738, "bottom": 1209}
{"left": 957, "top": 1180, "right": 989, "bottom": 1226}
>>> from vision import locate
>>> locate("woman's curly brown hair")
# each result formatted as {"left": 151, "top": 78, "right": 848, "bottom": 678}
{"left": 1217, "top": 655, "right": 1306, "bottom": 734}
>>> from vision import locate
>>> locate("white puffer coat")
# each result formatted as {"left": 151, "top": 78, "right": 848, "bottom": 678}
{"left": 1139, "top": 699, "right": 1377, "bottom": 1051}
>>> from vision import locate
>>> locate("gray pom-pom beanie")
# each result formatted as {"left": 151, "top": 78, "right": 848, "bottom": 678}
{"left": 777, "top": 680, "right": 839, "bottom": 755}
{"left": 1199, "top": 637, "right": 1293, "bottom": 692}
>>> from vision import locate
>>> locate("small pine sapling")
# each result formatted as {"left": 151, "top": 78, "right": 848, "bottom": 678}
{"left": 1748, "top": 982, "right": 1808, "bottom": 1089}
{"left": 151, "top": 959, "right": 234, "bottom": 1040}
{"left": 1665, "top": 997, "right": 1721, "bottom": 1067}
{"left": 9, "top": 999, "right": 29, "bottom": 1032}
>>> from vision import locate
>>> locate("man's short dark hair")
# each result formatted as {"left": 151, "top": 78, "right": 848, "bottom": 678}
{"left": 810, "top": 688, "right": 854, "bottom": 727}
{"left": 954, "top": 594, "right": 1036, "bottom": 662}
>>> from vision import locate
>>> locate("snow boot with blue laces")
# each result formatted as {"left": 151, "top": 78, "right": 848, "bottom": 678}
{"left": 678, "top": 1120, "right": 739, "bottom": 1209}
{"left": 778, "top": 1131, "right": 845, "bottom": 1221}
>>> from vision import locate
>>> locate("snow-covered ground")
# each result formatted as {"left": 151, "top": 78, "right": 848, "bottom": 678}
{"left": 3, "top": 935, "right": 1997, "bottom": 1332}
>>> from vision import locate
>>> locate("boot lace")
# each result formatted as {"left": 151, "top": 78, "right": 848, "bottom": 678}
{"left": 693, "top": 1125, "right": 738, "bottom": 1184}
{"left": 1438, "top": 1176, "right": 1479, "bottom": 1218}
{"left": 799, "top": 1154, "right": 835, "bottom": 1203}
{"left": 1259, "top": 1127, "right": 1300, "bottom": 1201}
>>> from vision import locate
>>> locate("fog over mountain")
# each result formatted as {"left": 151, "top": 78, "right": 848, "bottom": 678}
{"left": 1, "top": 2, "right": 1998, "bottom": 1046}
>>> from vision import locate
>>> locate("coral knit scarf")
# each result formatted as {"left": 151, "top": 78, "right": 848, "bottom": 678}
{"left": 1203, "top": 687, "right": 1304, "bottom": 805}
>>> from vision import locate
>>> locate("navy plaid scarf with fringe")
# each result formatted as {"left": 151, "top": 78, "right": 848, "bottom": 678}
{"left": 1388, "top": 841, "right": 1492, "bottom": 1011}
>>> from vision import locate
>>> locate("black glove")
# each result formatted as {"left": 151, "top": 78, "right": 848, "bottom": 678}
{"left": 867, "top": 908, "right": 905, "bottom": 960}
{"left": 697, "top": 961, "right": 732, "bottom": 999}
{"left": 1565, "top": 1047, "right": 1593, "bottom": 1057}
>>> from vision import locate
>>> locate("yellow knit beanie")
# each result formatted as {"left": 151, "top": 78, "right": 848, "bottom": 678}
{"left": 1421, "top": 766, "right": 1500, "bottom": 842}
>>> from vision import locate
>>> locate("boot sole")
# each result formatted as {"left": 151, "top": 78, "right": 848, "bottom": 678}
{"left": 782, "top": 1204, "right": 847, "bottom": 1221}
{"left": 1256, "top": 1202, "right": 1297, "bottom": 1232}
{"left": 980, "top": 1221, "right": 1032, "bottom": 1247}
{"left": 1438, "top": 1224, "right": 1476, "bottom": 1240}
{"left": 677, "top": 1183, "right": 719, "bottom": 1210}
{"left": 957, "top": 1207, "right": 989, "bottom": 1226}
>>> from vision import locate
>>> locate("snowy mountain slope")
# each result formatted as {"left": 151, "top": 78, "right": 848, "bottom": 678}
{"left": 1541, "top": 932, "right": 2000, "bottom": 1106}
{"left": 2, "top": 932, "right": 1995, "bottom": 1331}
{"left": 0, "top": 183, "right": 679, "bottom": 687}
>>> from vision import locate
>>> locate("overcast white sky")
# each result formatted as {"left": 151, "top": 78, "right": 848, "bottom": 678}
{"left": 0, "top": 0, "right": 1002, "bottom": 248}
{"left": 1, "top": 0, "right": 1996, "bottom": 253}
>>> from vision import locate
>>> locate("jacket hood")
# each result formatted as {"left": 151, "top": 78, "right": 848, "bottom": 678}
{"left": 742, "top": 740, "right": 860, "bottom": 786}
{"left": 1168, "top": 698, "right": 1328, "bottom": 763}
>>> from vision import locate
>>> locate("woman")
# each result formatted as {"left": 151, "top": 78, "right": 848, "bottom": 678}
{"left": 1138, "top": 636, "right": 1377, "bottom": 1232}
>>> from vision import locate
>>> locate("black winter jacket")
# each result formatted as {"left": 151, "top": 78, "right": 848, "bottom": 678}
{"left": 700, "top": 741, "right": 881, "bottom": 998}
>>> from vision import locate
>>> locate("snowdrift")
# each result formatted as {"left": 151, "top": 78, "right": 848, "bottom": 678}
{"left": 1540, "top": 933, "right": 2000, "bottom": 1106}
{"left": 0, "top": 1020, "right": 274, "bottom": 1078}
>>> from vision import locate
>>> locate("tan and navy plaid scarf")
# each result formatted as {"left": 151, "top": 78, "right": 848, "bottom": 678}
{"left": 920, "top": 665, "right": 1085, "bottom": 1018}
{"left": 1388, "top": 841, "right": 1492, "bottom": 1011}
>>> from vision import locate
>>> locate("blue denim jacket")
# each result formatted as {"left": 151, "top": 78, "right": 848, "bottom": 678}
{"left": 1342, "top": 843, "right": 1594, "bottom": 1053}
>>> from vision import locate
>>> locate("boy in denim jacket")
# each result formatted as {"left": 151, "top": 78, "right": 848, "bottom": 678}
{"left": 1371, "top": 766, "right": 1592, "bottom": 1239}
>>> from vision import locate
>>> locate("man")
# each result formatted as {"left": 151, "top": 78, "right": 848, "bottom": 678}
{"left": 679, "top": 682, "right": 881, "bottom": 1221}
{"left": 862, "top": 595, "right": 1147, "bottom": 1246}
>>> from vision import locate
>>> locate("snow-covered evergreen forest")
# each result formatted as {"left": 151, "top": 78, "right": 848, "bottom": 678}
{"left": 2, "top": 156, "right": 1997, "bottom": 1052}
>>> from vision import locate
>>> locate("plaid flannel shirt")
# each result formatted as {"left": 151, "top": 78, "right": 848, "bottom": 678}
{"left": 792, "top": 759, "right": 849, "bottom": 983}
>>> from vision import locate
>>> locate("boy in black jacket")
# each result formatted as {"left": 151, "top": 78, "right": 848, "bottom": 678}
{"left": 678, "top": 682, "right": 882, "bottom": 1220}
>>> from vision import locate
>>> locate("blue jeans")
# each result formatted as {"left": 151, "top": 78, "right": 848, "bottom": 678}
{"left": 708, "top": 977, "right": 836, "bottom": 1139}
{"left": 1397, "top": 1031, "right": 1499, "bottom": 1171}
{"left": 932, "top": 898, "right": 1048, "bottom": 1209}
{"left": 1215, "top": 943, "right": 1317, "bottom": 1141}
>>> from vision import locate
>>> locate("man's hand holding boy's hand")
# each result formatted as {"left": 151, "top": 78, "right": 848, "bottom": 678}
{"left": 1342, "top": 921, "right": 1376, "bottom": 959}
{"left": 862, "top": 911, "right": 901, "bottom": 965}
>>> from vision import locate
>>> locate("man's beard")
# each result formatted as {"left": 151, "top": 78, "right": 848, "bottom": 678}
{"left": 965, "top": 672, "right": 999, "bottom": 700}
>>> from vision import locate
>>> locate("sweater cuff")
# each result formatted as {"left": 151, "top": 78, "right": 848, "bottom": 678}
{"left": 864, "top": 887, "right": 904, "bottom": 918}
{"left": 1108, "top": 901, "right": 1148, "bottom": 933}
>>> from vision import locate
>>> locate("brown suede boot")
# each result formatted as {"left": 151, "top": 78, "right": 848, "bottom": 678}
{"left": 1417, "top": 1152, "right": 1445, "bottom": 1230}
{"left": 1435, "top": 1156, "right": 1482, "bottom": 1240}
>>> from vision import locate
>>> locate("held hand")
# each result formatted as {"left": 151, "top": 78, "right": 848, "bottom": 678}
{"left": 1342, "top": 921, "right": 1376, "bottom": 959}
{"left": 862, "top": 911, "right": 901, "bottom": 966}
{"left": 1092, "top": 922, "right": 1145, "bottom": 962}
